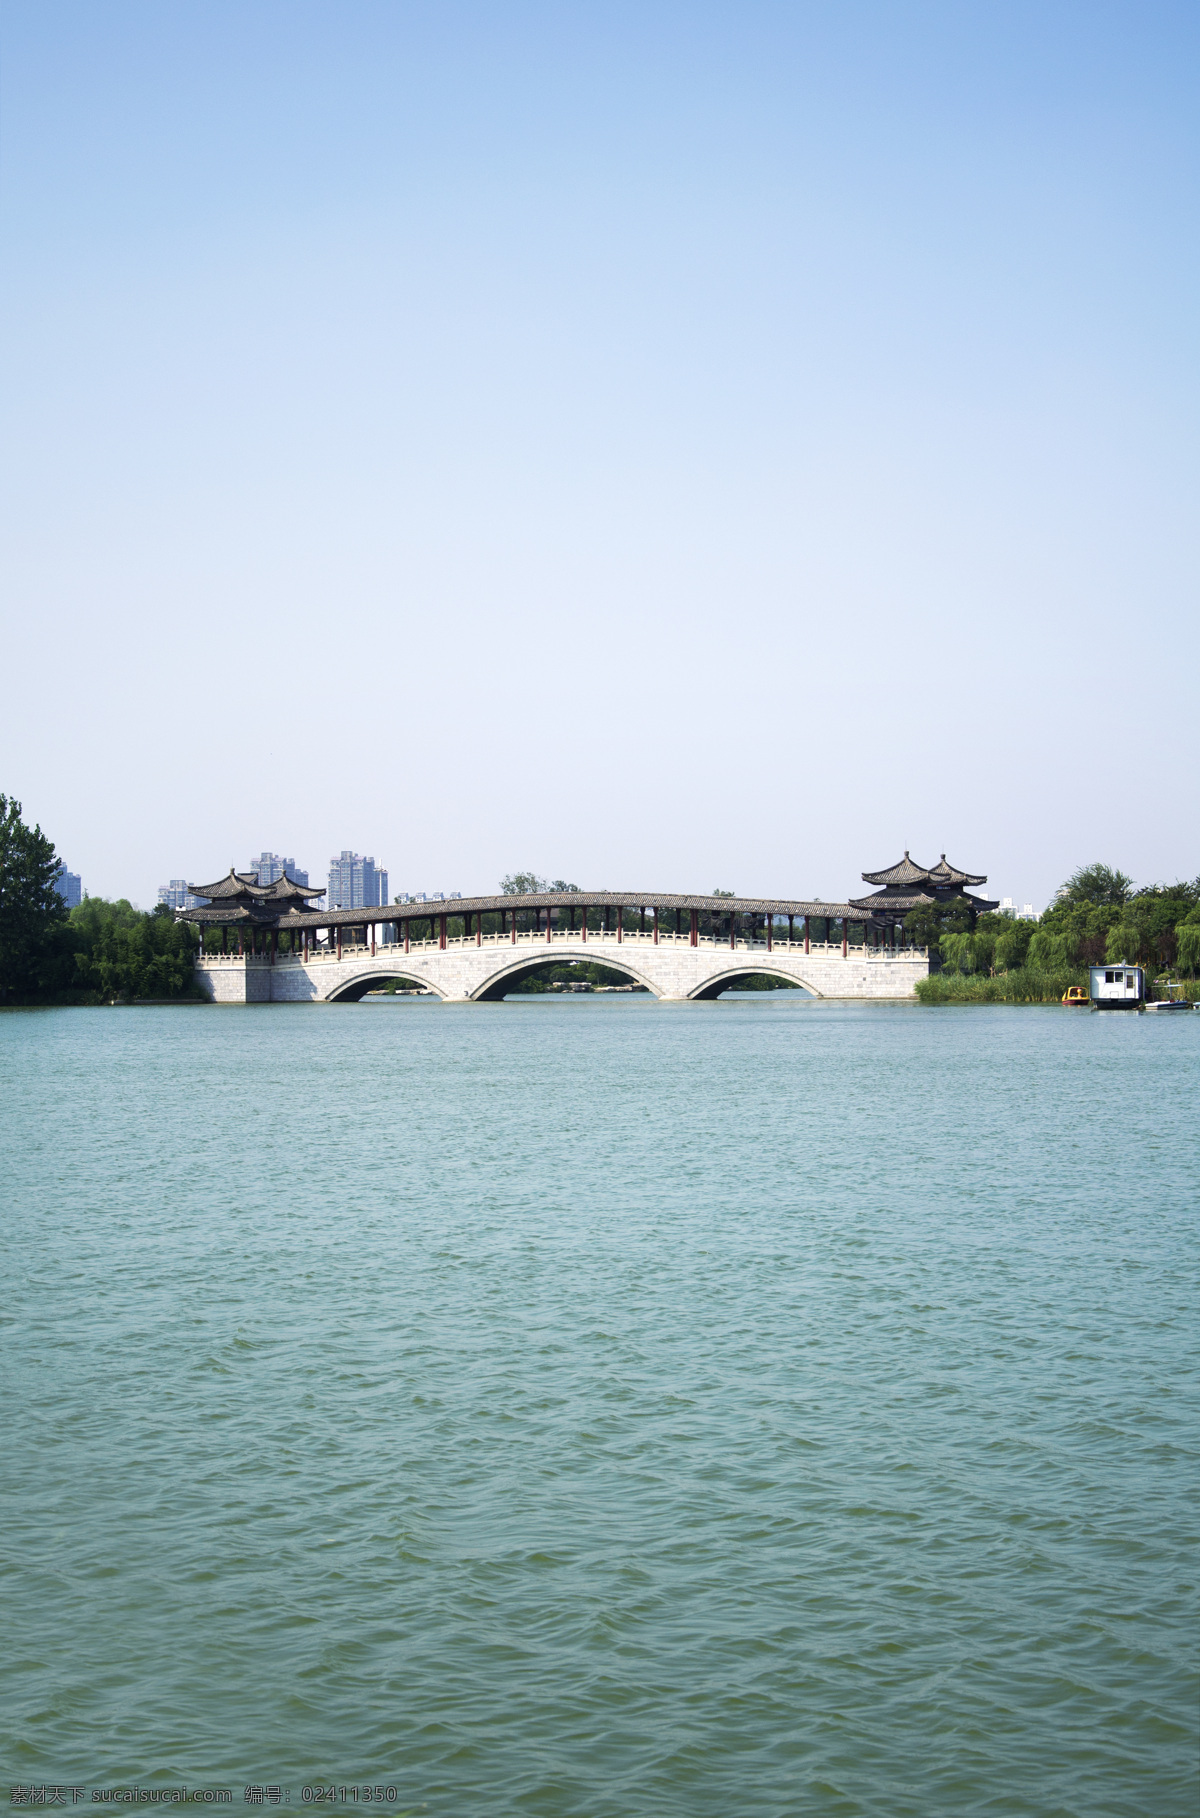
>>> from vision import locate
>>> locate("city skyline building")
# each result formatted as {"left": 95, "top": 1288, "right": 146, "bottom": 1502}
{"left": 326, "top": 851, "right": 388, "bottom": 910}
{"left": 157, "top": 879, "right": 203, "bottom": 911}
{"left": 55, "top": 866, "right": 82, "bottom": 909}
{"left": 249, "top": 852, "right": 310, "bottom": 888}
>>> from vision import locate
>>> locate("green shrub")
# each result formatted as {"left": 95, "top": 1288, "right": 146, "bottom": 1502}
{"left": 916, "top": 968, "right": 1087, "bottom": 1005}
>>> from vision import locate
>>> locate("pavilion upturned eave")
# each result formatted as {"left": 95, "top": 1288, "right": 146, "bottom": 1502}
{"left": 261, "top": 875, "right": 326, "bottom": 903}
{"left": 926, "top": 857, "right": 988, "bottom": 887}
{"left": 860, "top": 853, "right": 932, "bottom": 888}
{"left": 185, "top": 868, "right": 273, "bottom": 901}
{"left": 861, "top": 852, "right": 989, "bottom": 890}
{"left": 181, "top": 903, "right": 291, "bottom": 924}
{"left": 181, "top": 866, "right": 327, "bottom": 922}
{"left": 848, "top": 888, "right": 999, "bottom": 914}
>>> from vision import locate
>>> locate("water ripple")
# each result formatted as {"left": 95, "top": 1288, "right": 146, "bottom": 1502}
{"left": 1, "top": 999, "right": 1196, "bottom": 1816}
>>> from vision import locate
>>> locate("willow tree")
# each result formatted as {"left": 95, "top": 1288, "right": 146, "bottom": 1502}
{"left": 1176, "top": 911, "right": 1200, "bottom": 977}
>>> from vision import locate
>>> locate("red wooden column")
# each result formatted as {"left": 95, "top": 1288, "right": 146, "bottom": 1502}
{"left": 729, "top": 913, "right": 736, "bottom": 950}
{"left": 617, "top": 908, "right": 623, "bottom": 943}
{"left": 804, "top": 915, "right": 810, "bottom": 954}
{"left": 842, "top": 918, "right": 848, "bottom": 958}
{"left": 337, "top": 927, "right": 342, "bottom": 961}
{"left": 653, "top": 906, "right": 659, "bottom": 945}
{"left": 511, "top": 911, "right": 517, "bottom": 944}
{"left": 237, "top": 928, "right": 244, "bottom": 956}
{"left": 690, "top": 908, "right": 698, "bottom": 946}
{"left": 439, "top": 914, "right": 447, "bottom": 950}
{"left": 545, "top": 907, "right": 552, "bottom": 944}
{"left": 766, "top": 915, "right": 772, "bottom": 953}
{"left": 476, "top": 913, "right": 482, "bottom": 947}
{"left": 581, "top": 905, "right": 587, "bottom": 943}
{"left": 788, "top": 914, "right": 794, "bottom": 945}
{"left": 371, "top": 924, "right": 377, "bottom": 957}
{"left": 404, "top": 919, "right": 410, "bottom": 954}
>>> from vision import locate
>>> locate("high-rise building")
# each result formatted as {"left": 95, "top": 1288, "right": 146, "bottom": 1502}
{"left": 326, "top": 851, "right": 388, "bottom": 910}
{"left": 55, "top": 867, "right": 82, "bottom": 909}
{"left": 158, "top": 879, "right": 204, "bottom": 910}
{"left": 249, "top": 852, "right": 309, "bottom": 888}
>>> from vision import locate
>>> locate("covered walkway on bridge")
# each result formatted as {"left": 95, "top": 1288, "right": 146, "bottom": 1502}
{"left": 179, "top": 881, "right": 926, "bottom": 966}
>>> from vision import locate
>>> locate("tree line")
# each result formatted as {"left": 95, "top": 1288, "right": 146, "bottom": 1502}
{"left": 0, "top": 796, "right": 201, "bottom": 1005}
{"left": 913, "top": 862, "right": 1200, "bottom": 1003}
{"left": 5, "top": 799, "right": 1197, "bottom": 1005}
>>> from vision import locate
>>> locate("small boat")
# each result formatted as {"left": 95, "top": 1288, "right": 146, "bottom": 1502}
{"left": 1061, "top": 985, "right": 1089, "bottom": 1005}
{"left": 1145, "top": 981, "right": 1195, "bottom": 1011}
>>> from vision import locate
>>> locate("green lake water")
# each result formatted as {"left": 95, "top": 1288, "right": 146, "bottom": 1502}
{"left": 2, "top": 997, "right": 1197, "bottom": 1816}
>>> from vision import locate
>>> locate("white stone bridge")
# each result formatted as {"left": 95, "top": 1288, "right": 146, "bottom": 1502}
{"left": 193, "top": 890, "right": 927, "bottom": 1004}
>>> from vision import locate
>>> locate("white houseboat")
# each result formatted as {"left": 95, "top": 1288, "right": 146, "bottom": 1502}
{"left": 1089, "top": 964, "right": 1145, "bottom": 1009}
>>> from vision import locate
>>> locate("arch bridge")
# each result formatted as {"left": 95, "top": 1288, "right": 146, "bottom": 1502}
{"left": 192, "top": 890, "right": 927, "bottom": 1004}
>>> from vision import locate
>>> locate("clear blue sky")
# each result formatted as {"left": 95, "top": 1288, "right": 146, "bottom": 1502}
{"left": 2, "top": 2, "right": 1196, "bottom": 909}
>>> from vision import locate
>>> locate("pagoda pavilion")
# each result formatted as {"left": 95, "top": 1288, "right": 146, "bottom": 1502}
{"left": 850, "top": 853, "right": 998, "bottom": 943}
{"left": 182, "top": 868, "right": 325, "bottom": 954}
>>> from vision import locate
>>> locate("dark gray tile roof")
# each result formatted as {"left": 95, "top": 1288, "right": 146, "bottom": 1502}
{"left": 188, "top": 867, "right": 275, "bottom": 901}
{"left": 926, "top": 855, "right": 987, "bottom": 886}
{"left": 861, "top": 852, "right": 988, "bottom": 888}
{"left": 263, "top": 875, "right": 325, "bottom": 901}
{"left": 850, "top": 889, "right": 999, "bottom": 913}
{"left": 180, "top": 890, "right": 875, "bottom": 930}
{"left": 860, "top": 852, "right": 931, "bottom": 886}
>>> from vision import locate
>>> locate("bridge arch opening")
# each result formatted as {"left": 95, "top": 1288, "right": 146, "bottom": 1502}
{"left": 326, "top": 971, "right": 443, "bottom": 1003}
{"left": 473, "top": 955, "right": 657, "bottom": 1002}
{"left": 689, "top": 968, "right": 818, "bottom": 1001}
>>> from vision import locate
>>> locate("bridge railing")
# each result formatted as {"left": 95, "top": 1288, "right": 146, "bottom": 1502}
{"left": 197, "top": 930, "right": 926, "bottom": 964}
